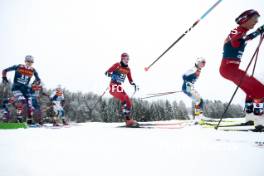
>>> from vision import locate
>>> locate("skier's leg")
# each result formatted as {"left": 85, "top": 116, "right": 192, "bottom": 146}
{"left": 190, "top": 90, "right": 204, "bottom": 124}
{"left": 191, "top": 89, "right": 203, "bottom": 115}
{"left": 244, "top": 96, "right": 255, "bottom": 125}
{"left": 60, "top": 109, "right": 68, "bottom": 125}
{"left": 220, "top": 61, "right": 264, "bottom": 127}
{"left": 252, "top": 99, "right": 264, "bottom": 131}
{"left": 12, "top": 90, "right": 26, "bottom": 122}
{"left": 32, "top": 97, "right": 43, "bottom": 125}
{"left": 110, "top": 89, "right": 130, "bottom": 116}
{"left": 121, "top": 93, "right": 139, "bottom": 127}
{"left": 57, "top": 104, "right": 68, "bottom": 125}
{"left": 109, "top": 83, "right": 138, "bottom": 127}
{"left": 26, "top": 96, "right": 34, "bottom": 124}
{"left": 220, "top": 60, "right": 264, "bottom": 98}
{"left": 183, "top": 82, "right": 203, "bottom": 117}
{"left": 52, "top": 101, "right": 60, "bottom": 126}
{"left": 109, "top": 83, "right": 129, "bottom": 115}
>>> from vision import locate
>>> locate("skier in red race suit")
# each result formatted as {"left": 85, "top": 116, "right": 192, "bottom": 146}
{"left": 219, "top": 9, "right": 264, "bottom": 130}
{"left": 105, "top": 53, "right": 139, "bottom": 127}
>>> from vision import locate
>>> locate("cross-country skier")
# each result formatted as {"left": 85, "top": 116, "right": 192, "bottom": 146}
{"left": 50, "top": 85, "right": 68, "bottom": 126}
{"left": 105, "top": 53, "right": 139, "bottom": 127}
{"left": 2, "top": 55, "right": 41, "bottom": 124}
{"left": 182, "top": 57, "right": 206, "bottom": 124}
{"left": 219, "top": 9, "right": 264, "bottom": 131}
{"left": 29, "top": 81, "right": 49, "bottom": 125}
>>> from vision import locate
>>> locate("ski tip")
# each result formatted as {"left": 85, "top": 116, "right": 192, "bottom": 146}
{"left": 144, "top": 67, "right": 149, "bottom": 72}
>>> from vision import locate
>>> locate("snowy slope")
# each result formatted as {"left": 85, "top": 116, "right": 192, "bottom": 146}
{"left": 0, "top": 121, "right": 264, "bottom": 176}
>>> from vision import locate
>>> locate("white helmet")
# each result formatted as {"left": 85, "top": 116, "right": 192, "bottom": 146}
{"left": 195, "top": 57, "right": 206, "bottom": 67}
{"left": 56, "top": 84, "right": 63, "bottom": 90}
{"left": 25, "top": 55, "right": 34, "bottom": 63}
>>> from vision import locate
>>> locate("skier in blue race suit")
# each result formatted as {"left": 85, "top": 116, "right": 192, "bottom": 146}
{"left": 29, "top": 81, "right": 49, "bottom": 125}
{"left": 182, "top": 57, "right": 206, "bottom": 124}
{"left": 2, "top": 55, "right": 41, "bottom": 124}
{"left": 49, "top": 85, "right": 68, "bottom": 126}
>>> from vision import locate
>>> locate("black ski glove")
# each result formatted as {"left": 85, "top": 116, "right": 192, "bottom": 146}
{"left": 2, "top": 77, "right": 8, "bottom": 84}
{"left": 130, "top": 82, "right": 139, "bottom": 92}
{"left": 33, "top": 79, "right": 41, "bottom": 85}
{"left": 257, "top": 24, "right": 264, "bottom": 34}
{"left": 105, "top": 71, "right": 112, "bottom": 77}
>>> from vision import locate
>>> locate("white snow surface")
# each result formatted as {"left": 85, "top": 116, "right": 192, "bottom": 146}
{"left": 0, "top": 121, "right": 264, "bottom": 176}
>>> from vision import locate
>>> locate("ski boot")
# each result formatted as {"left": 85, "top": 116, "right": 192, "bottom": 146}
{"left": 242, "top": 100, "right": 255, "bottom": 125}
{"left": 253, "top": 114, "right": 264, "bottom": 132}
{"left": 193, "top": 114, "right": 204, "bottom": 125}
{"left": 253, "top": 99, "right": 264, "bottom": 115}
{"left": 26, "top": 116, "right": 34, "bottom": 125}
{"left": 243, "top": 113, "right": 255, "bottom": 126}
{"left": 52, "top": 118, "right": 60, "bottom": 126}
{"left": 26, "top": 118, "right": 34, "bottom": 125}
{"left": 26, "top": 109, "right": 35, "bottom": 125}
{"left": 38, "top": 119, "right": 44, "bottom": 126}
{"left": 252, "top": 125, "right": 264, "bottom": 132}
{"left": 2, "top": 110, "right": 10, "bottom": 122}
{"left": 244, "top": 100, "right": 253, "bottom": 113}
{"left": 194, "top": 105, "right": 203, "bottom": 116}
{"left": 15, "top": 103, "right": 24, "bottom": 123}
{"left": 125, "top": 117, "right": 139, "bottom": 128}
{"left": 34, "top": 117, "right": 44, "bottom": 126}
{"left": 121, "top": 103, "right": 131, "bottom": 117}
{"left": 193, "top": 106, "right": 204, "bottom": 125}
{"left": 53, "top": 121, "right": 60, "bottom": 126}
{"left": 16, "top": 116, "right": 23, "bottom": 123}
{"left": 62, "top": 118, "right": 69, "bottom": 126}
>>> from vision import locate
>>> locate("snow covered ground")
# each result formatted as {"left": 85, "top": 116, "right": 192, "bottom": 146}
{"left": 0, "top": 121, "right": 264, "bottom": 176}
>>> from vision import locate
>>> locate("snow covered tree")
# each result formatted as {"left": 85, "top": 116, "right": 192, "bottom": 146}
{"left": 177, "top": 100, "right": 189, "bottom": 119}
{"left": 0, "top": 83, "right": 245, "bottom": 123}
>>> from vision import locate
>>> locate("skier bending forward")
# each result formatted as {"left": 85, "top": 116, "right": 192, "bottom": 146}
{"left": 219, "top": 9, "right": 264, "bottom": 131}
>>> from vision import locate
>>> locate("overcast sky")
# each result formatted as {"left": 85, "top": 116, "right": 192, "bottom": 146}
{"left": 0, "top": 0, "right": 264, "bottom": 106}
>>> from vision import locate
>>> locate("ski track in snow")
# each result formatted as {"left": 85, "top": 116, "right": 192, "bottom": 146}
{"left": 0, "top": 122, "right": 264, "bottom": 176}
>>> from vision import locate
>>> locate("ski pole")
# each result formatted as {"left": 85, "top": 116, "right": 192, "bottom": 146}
{"left": 251, "top": 33, "right": 263, "bottom": 76}
{"left": 131, "top": 84, "right": 139, "bottom": 99}
{"left": 215, "top": 34, "right": 264, "bottom": 130}
{"left": 144, "top": 0, "right": 223, "bottom": 72}
{"left": 141, "top": 90, "right": 182, "bottom": 99}
{"left": 91, "top": 86, "right": 109, "bottom": 110}
{"left": 147, "top": 90, "right": 183, "bottom": 96}
{"left": 131, "top": 90, "right": 137, "bottom": 99}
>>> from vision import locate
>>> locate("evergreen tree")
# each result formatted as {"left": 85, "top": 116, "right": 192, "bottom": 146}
{"left": 0, "top": 82, "right": 246, "bottom": 123}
